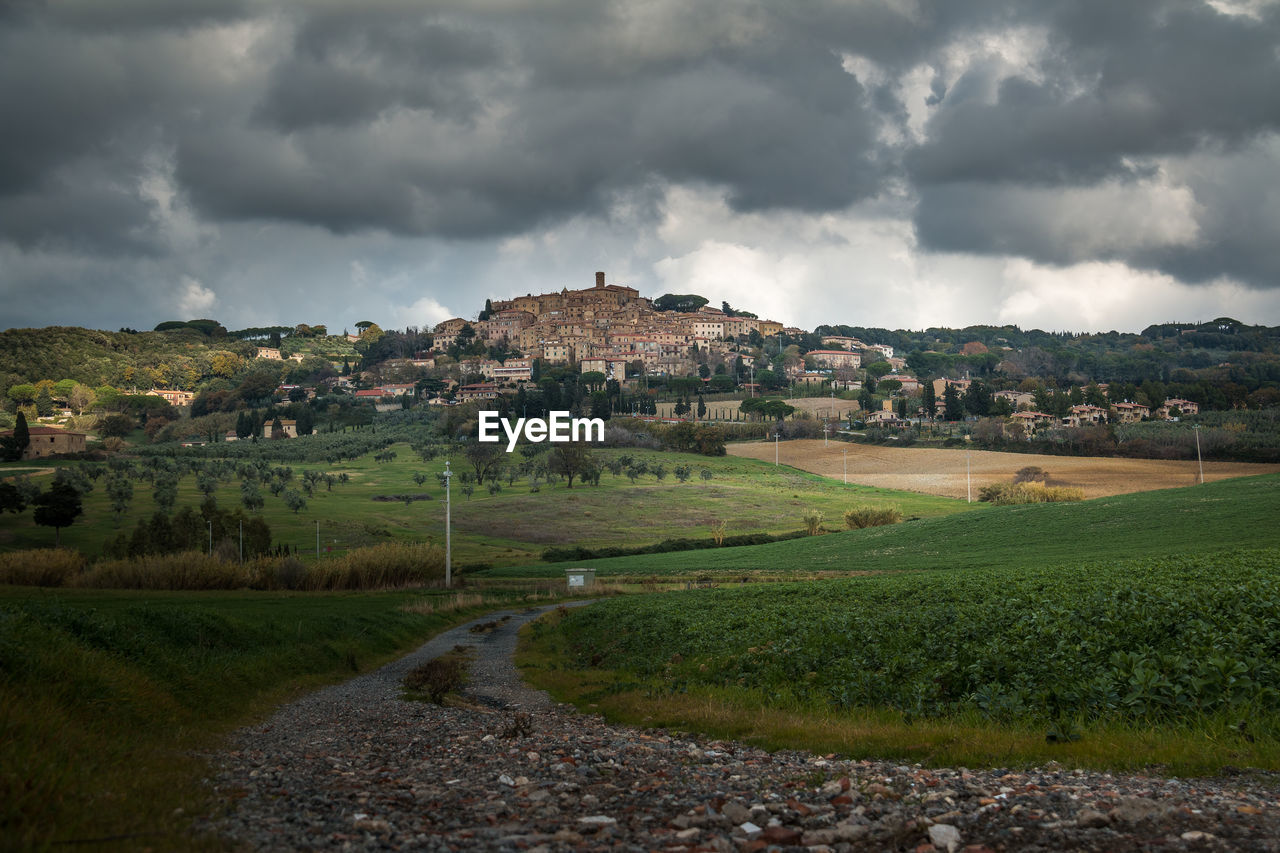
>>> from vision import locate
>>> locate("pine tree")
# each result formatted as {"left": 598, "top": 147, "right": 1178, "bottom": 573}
{"left": 35, "top": 386, "right": 54, "bottom": 417}
{"left": 1, "top": 411, "right": 31, "bottom": 461}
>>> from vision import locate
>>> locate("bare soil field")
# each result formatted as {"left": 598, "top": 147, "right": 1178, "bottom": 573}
{"left": 728, "top": 439, "right": 1280, "bottom": 499}
{"left": 656, "top": 395, "right": 858, "bottom": 420}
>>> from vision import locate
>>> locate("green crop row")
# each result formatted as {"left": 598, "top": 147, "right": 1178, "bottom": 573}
{"left": 551, "top": 548, "right": 1280, "bottom": 728}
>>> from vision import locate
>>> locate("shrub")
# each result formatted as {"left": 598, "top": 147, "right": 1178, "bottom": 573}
{"left": 0, "top": 549, "right": 86, "bottom": 586}
{"left": 803, "top": 510, "right": 824, "bottom": 535}
{"left": 304, "top": 542, "right": 445, "bottom": 590}
{"left": 404, "top": 654, "right": 469, "bottom": 703}
{"left": 75, "top": 552, "right": 250, "bottom": 590}
{"left": 978, "top": 482, "right": 1085, "bottom": 505}
{"left": 1013, "top": 466, "right": 1050, "bottom": 484}
{"left": 843, "top": 506, "right": 904, "bottom": 529}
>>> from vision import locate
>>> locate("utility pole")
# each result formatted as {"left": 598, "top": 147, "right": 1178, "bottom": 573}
{"left": 1194, "top": 424, "right": 1203, "bottom": 484}
{"left": 774, "top": 431, "right": 779, "bottom": 466}
{"left": 207, "top": 520, "right": 212, "bottom": 556}
{"left": 315, "top": 520, "right": 319, "bottom": 559}
{"left": 966, "top": 452, "right": 972, "bottom": 504}
{"left": 444, "top": 460, "right": 453, "bottom": 587}
{"left": 239, "top": 519, "right": 243, "bottom": 563}
{"left": 842, "top": 448, "right": 848, "bottom": 484}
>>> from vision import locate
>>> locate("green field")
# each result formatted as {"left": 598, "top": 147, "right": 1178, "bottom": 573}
{"left": 521, "top": 546, "right": 1280, "bottom": 775}
{"left": 0, "top": 446, "right": 965, "bottom": 566}
{"left": 486, "top": 473, "right": 1280, "bottom": 578}
{"left": 0, "top": 584, "right": 563, "bottom": 849}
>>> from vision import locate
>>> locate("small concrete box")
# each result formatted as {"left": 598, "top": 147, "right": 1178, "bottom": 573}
{"left": 565, "top": 568, "right": 596, "bottom": 589}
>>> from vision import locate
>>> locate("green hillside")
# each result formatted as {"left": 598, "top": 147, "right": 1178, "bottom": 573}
{"left": 485, "top": 472, "right": 1280, "bottom": 577}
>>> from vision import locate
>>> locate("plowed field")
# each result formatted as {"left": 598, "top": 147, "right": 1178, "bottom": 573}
{"left": 727, "top": 439, "right": 1280, "bottom": 499}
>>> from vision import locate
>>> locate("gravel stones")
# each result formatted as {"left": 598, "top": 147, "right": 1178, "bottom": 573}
{"left": 198, "top": 604, "right": 1280, "bottom": 851}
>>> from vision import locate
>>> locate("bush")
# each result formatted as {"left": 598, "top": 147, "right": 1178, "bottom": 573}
{"left": 404, "top": 654, "right": 469, "bottom": 703}
{"left": 76, "top": 552, "right": 250, "bottom": 590}
{"left": 843, "top": 506, "right": 904, "bottom": 529}
{"left": 1013, "top": 466, "right": 1049, "bottom": 484}
{"left": 803, "top": 510, "right": 824, "bottom": 535}
{"left": 977, "top": 482, "right": 1085, "bottom": 505}
{"left": 0, "top": 549, "right": 86, "bottom": 586}
{"left": 304, "top": 542, "right": 445, "bottom": 590}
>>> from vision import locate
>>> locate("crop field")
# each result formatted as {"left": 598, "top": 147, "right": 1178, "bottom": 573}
{"left": 0, "top": 444, "right": 965, "bottom": 566}
{"left": 729, "top": 439, "right": 1280, "bottom": 499}
{"left": 524, "top": 548, "right": 1280, "bottom": 771}
{"left": 484, "top": 473, "right": 1280, "bottom": 578}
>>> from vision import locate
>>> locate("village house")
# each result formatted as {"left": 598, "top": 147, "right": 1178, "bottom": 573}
{"left": 0, "top": 426, "right": 87, "bottom": 459}
{"left": 820, "top": 335, "right": 864, "bottom": 351}
{"left": 147, "top": 388, "right": 195, "bottom": 406}
{"left": 1063, "top": 404, "right": 1109, "bottom": 427}
{"left": 456, "top": 382, "right": 500, "bottom": 402}
{"left": 994, "top": 389, "right": 1036, "bottom": 409}
{"left": 255, "top": 347, "right": 282, "bottom": 360}
{"left": 1011, "top": 411, "right": 1055, "bottom": 431}
{"left": 932, "top": 378, "right": 972, "bottom": 398}
{"left": 1112, "top": 401, "right": 1151, "bottom": 423}
{"left": 491, "top": 359, "right": 533, "bottom": 383}
{"left": 1158, "top": 398, "right": 1200, "bottom": 418}
{"left": 806, "top": 350, "right": 862, "bottom": 369}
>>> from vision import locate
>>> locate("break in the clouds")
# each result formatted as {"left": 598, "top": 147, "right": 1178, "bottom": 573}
{"left": 2, "top": 0, "right": 1279, "bottom": 334}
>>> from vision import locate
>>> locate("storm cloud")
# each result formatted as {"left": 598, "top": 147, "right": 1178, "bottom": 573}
{"left": 1, "top": 0, "right": 1278, "bottom": 333}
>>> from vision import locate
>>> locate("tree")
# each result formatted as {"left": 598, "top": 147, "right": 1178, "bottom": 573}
{"left": 153, "top": 472, "right": 179, "bottom": 514}
{"left": 33, "top": 480, "right": 83, "bottom": 546}
{"left": 1, "top": 411, "right": 30, "bottom": 461}
{"left": 922, "top": 381, "right": 937, "bottom": 420}
{"left": 68, "top": 383, "right": 96, "bottom": 415}
{"left": 548, "top": 444, "right": 594, "bottom": 489}
{"left": 96, "top": 413, "right": 136, "bottom": 438}
{"left": 465, "top": 442, "right": 505, "bottom": 484}
{"left": 696, "top": 396, "right": 707, "bottom": 420}
{"left": 35, "top": 386, "right": 54, "bottom": 417}
{"left": 241, "top": 479, "right": 264, "bottom": 513}
{"left": 105, "top": 475, "right": 134, "bottom": 524}
{"left": 0, "top": 481, "right": 29, "bottom": 514}
{"left": 282, "top": 488, "right": 307, "bottom": 514}
{"left": 943, "top": 383, "right": 965, "bottom": 421}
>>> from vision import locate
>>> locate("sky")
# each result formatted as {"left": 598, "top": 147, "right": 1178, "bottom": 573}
{"left": 3, "top": 0, "right": 1280, "bottom": 335}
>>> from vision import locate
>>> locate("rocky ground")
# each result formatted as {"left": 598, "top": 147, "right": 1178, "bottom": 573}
{"left": 199, "top": 604, "right": 1280, "bottom": 851}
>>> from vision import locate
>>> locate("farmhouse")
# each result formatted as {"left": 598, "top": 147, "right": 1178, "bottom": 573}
{"left": 262, "top": 419, "right": 298, "bottom": 439}
{"left": 1, "top": 426, "right": 88, "bottom": 459}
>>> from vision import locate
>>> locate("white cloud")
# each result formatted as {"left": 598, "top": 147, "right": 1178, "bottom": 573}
{"left": 176, "top": 275, "right": 217, "bottom": 315}
{"left": 398, "top": 295, "right": 454, "bottom": 329}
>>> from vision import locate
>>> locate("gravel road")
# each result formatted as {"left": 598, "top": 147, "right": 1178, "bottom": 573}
{"left": 200, "top": 603, "right": 1280, "bottom": 851}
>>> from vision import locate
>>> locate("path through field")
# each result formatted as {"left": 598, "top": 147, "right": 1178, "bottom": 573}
{"left": 201, "top": 603, "right": 1280, "bottom": 851}
{"left": 728, "top": 439, "right": 1280, "bottom": 499}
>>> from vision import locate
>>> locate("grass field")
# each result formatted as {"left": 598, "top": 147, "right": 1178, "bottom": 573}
{"left": 0, "top": 445, "right": 966, "bottom": 566}
{"left": 730, "top": 438, "right": 1280, "bottom": 499}
{"left": 0, "top": 583, "right": 565, "bottom": 850}
{"left": 483, "top": 472, "right": 1280, "bottom": 578}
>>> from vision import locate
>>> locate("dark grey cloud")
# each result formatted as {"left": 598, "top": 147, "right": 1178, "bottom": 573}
{"left": 909, "top": 1, "right": 1280, "bottom": 186}
{"left": 2, "top": 0, "right": 1280, "bottom": 335}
